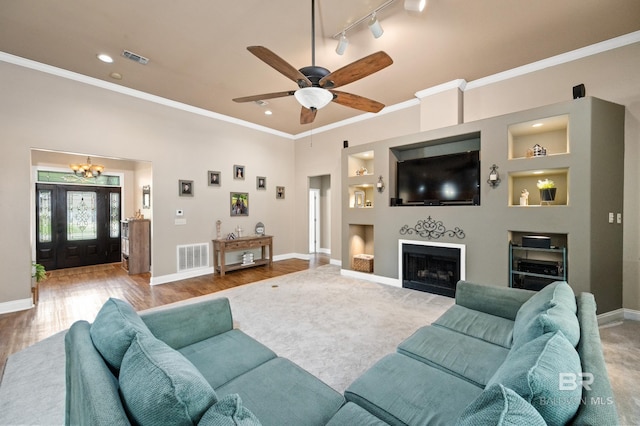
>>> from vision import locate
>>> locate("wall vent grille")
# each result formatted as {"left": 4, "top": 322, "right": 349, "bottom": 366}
{"left": 177, "top": 243, "right": 209, "bottom": 272}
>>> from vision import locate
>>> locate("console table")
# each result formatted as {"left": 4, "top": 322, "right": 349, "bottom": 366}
{"left": 212, "top": 235, "right": 273, "bottom": 276}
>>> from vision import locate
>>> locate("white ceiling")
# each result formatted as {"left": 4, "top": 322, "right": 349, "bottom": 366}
{"left": 1, "top": 0, "right": 639, "bottom": 135}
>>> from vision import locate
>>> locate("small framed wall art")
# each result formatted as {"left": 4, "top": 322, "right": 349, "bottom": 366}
{"left": 208, "top": 171, "right": 221, "bottom": 186}
{"left": 230, "top": 192, "right": 249, "bottom": 216}
{"left": 179, "top": 180, "right": 193, "bottom": 197}
{"left": 257, "top": 176, "right": 266, "bottom": 190}
{"left": 276, "top": 186, "right": 285, "bottom": 199}
{"left": 234, "top": 165, "right": 245, "bottom": 180}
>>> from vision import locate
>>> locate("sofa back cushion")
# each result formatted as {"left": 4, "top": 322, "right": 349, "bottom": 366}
{"left": 119, "top": 333, "right": 218, "bottom": 426}
{"left": 456, "top": 383, "right": 546, "bottom": 426}
{"left": 90, "top": 297, "right": 153, "bottom": 370}
{"left": 198, "top": 394, "right": 262, "bottom": 426}
{"left": 512, "top": 281, "right": 579, "bottom": 348}
{"left": 487, "top": 331, "right": 582, "bottom": 425}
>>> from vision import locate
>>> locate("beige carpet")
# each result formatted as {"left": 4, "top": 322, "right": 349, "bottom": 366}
{"left": 0, "top": 265, "right": 638, "bottom": 425}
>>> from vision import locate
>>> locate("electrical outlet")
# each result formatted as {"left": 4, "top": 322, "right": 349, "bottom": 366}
{"left": 608, "top": 212, "right": 614, "bottom": 223}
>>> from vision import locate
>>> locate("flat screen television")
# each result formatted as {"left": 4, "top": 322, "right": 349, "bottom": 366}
{"left": 396, "top": 151, "right": 480, "bottom": 205}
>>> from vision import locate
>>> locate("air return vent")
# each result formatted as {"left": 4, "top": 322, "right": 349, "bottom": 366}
{"left": 122, "top": 49, "right": 149, "bottom": 65}
{"left": 177, "top": 243, "right": 209, "bottom": 272}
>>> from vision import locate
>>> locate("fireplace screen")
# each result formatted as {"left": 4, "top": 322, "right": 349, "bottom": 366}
{"left": 402, "top": 244, "right": 461, "bottom": 297}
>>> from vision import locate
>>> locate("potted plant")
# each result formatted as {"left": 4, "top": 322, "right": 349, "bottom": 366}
{"left": 537, "top": 178, "right": 556, "bottom": 203}
{"left": 31, "top": 262, "right": 47, "bottom": 304}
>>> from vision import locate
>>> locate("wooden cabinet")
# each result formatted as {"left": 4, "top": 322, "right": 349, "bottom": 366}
{"left": 212, "top": 235, "right": 272, "bottom": 276}
{"left": 121, "top": 219, "right": 150, "bottom": 274}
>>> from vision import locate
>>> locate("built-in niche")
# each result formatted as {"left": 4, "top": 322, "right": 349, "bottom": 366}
{"left": 349, "top": 224, "right": 374, "bottom": 273}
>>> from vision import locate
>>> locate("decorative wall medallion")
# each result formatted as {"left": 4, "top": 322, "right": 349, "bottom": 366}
{"left": 399, "top": 216, "right": 465, "bottom": 240}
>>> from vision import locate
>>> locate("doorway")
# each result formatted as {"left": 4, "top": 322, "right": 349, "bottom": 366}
{"left": 35, "top": 183, "right": 122, "bottom": 270}
{"left": 308, "top": 175, "right": 331, "bottom": 255}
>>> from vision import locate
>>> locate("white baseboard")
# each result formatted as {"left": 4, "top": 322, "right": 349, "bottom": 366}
{"left": 597, "top": 308, "right": 640, "bottom": 325}
{"left": 151, "top": 253, "right": 305, "bottom": 285}
{"left": 340, "top": 269, "right": 402, "bottom": 288}
{"left": 330, "top": 258, "right": 342, "bottom": 267}
{"left": 0, "top": 297, "right": 33, "bottom": 314}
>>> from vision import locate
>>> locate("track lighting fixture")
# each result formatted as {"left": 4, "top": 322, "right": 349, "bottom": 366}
{"left": 404, "top": 0, "right": 427, "bottom": 12}
{"left": 335, "top": 32, "right": 349, "bottom": 55}
{"left": 368, "top": 13, "right": 384, "bottom": 39}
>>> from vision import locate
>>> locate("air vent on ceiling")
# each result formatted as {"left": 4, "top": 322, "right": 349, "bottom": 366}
{"left": 254, "top": 100, "right": 269, "bottom": 107}
{"left": 122, "top": 50, "right": 149, "bottom": 65}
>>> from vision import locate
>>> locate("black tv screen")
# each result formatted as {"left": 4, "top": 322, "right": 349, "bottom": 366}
{"left": 396, "top": 151, "right": 480, "bottom": 205}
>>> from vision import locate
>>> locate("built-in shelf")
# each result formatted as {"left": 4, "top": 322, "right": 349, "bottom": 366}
{"left": 508, "top": 115, "right": 569, "bottom": 159}
{"left": 348, "top": 150, "right": 374, "bottom": 178}
{"left": 509, "top": 168, "right": 568, "bottom": 206}
{"left": 508, "top": 231, "right": 567, "bottom": 291}
{"left": 349, "top": 224, "right": 374, "bottom": 273}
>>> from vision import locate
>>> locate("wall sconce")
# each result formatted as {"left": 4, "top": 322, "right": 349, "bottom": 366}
{"left": 142, "top": 185, "right": 151, "bottom": 209}
{"left": 377, "top": 175, "right": 385, "bottom": 193}
{"left": 487, "top": 164, "right": 501, "bottom": 188}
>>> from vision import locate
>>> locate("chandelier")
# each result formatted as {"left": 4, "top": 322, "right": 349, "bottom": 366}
{"left": 70, "top": 156, "right": 104, "bottom": 178}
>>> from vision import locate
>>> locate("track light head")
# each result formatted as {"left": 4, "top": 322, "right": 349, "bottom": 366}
{"left": 336, "top": 32, "right": 349, "bottom": 55}
{"left": 368, "top": 13, "right": 384, "bottom": 38}
{"left": 404, "top": 0, "right": 427, "bottom": 12}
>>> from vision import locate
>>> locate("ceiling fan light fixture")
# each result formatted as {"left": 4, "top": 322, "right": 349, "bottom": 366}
{"left": 336, "top": 32, "right": 349, "bottom": 55}
{"left": 368, "top": 13, "right": 384, "bottom": 38}
{"left": 294, "top": 87, "right": 333, "bottom": 110}
{"left": 404, "top": 0, "right": 427, "bottom": 12}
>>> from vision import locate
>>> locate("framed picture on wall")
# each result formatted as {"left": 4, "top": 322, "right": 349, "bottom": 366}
{"left": 230, "top": 192, "right": 249, "bottom": 216}
{"left": 234, "top": 165, "right": 245, "bottom": 180}
{"left": 179, "top": 180, "right": 193, "bottom": 196}
{"left": 208, "top": 171, "right": 221, "bottom": 186}
{"left": 276, "top": 186, "right": 285, "bottom": 199}
{"left": 257, "top": 176, "right": 266, "bottom": 190}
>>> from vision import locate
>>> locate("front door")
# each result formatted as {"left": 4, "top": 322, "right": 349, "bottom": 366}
{"left": 36, "top": 184, "right": 121, "bottom": 270}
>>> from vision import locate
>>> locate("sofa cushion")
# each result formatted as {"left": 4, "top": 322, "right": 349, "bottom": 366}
{"left": 512, "top": 281, "right": 579, "bottom": 348}
{"left": 345, "top": 353, "right": 483, "bottom": 426}
{"left": 198, "top": 394, "right": 262, "bottom": 426}
{"left": 119, "top": 333, "right": 218, "bottom": 426}
{"left": 487, "top": 331, "right": 582, "bottom": 426}
{"left": 398, "top": 324, "right": 509, "bottom": 387}
{"left": 179, "top": 329, "right": 277, "bottom": 389}
{"left": 456, "top": 383, "right": 546, "bottom": 426}
{"left": 433, "top": 304, "right": 515, "bottom": 348}
{"left": 217, "top": 357, "right": 344, "bottom": 426}
{"left": 90, "top": 297, "right": 152, "bottom": 370}
{"left": 326, "top": 402, "right": 390, "bottom": 426}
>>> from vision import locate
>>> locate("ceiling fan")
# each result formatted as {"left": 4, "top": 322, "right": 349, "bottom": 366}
{"left": 233, "top": 0, "right": 393, "bottom": 125}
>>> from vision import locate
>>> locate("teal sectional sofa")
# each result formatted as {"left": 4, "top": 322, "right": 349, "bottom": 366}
{"left": 65, "top": 280, "right": 617, "bottom": 425}
{"left": 345, "top": 281, "right": 619, "bottom": 425}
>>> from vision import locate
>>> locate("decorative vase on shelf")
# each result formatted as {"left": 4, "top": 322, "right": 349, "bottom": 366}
{"left": 539, "top": 188, "right": 557, "bottom": 203}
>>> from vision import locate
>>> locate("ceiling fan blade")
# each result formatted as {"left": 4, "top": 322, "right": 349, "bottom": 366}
{"left": 232, "top": 91, "right": 295, "bottom": 103}
{"left": 331, "top": 91, "right": 385, "bottom": 113}
{"left": 320, "top": 51, "right": 393, "bottom": 89}
{"left": 300, "top": 107, "right": 317, "bottom": 124}
{"left": 247, "top": 46, "right": 312, "bottom": 88}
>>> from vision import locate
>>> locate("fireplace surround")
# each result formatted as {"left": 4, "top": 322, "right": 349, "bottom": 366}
{"left": 399, "top": 240, "right": 466, "bottom": 297}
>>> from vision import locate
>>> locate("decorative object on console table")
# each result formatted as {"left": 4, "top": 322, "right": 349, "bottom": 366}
{"left": 212, "top": 235, "right": 273, "bottom": 276}
{"left": 255, "top": 222, "right": 265, "bottom": 235}
{"left": 537, "top": 179, "right": 556, "bottom": 205}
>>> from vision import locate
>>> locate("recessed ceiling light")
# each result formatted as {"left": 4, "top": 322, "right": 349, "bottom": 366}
{"left": 110, "top": 72, "right": 123, "bottom": 80}
{"left": 533, "top": 170, "right": 544, "bottom": 174}
{"left": 97, "top": 53, "right": 113, "bottom": 63}
{"left": 264, "top": 110, "right": 273, "bottom": 116}
{"left": 532, "top": 123, "right": 544, "bottom": 128}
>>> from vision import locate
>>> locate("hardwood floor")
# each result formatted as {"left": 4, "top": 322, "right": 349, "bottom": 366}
{"left": 0, "top": 255, "right": 329, "bottom": 377}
